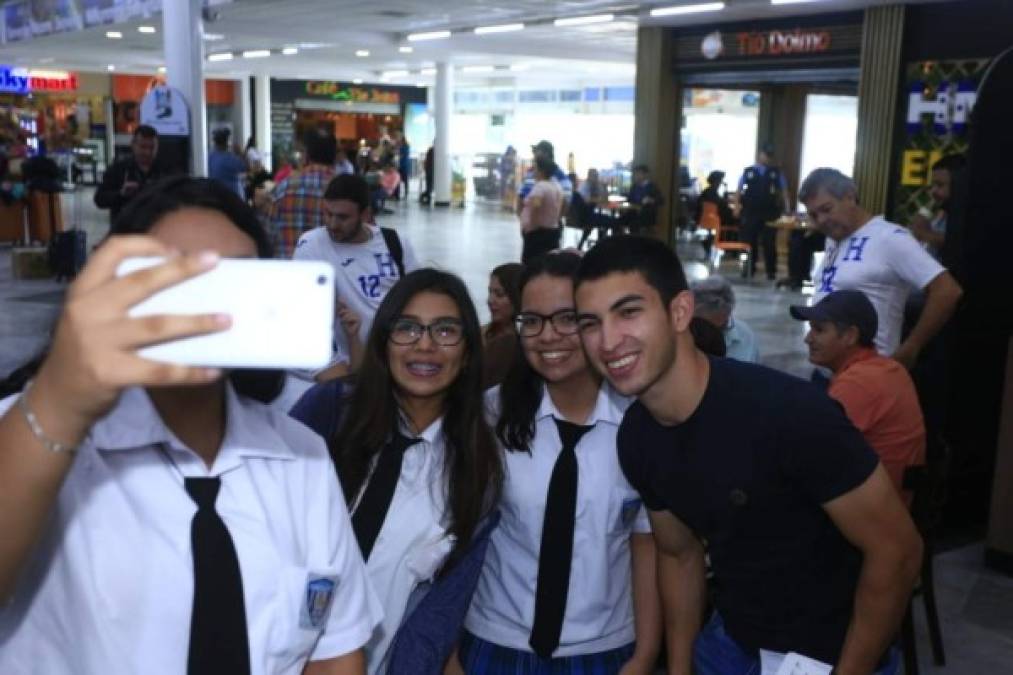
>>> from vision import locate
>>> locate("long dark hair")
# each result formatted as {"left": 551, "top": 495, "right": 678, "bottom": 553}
{"left": 110, "top": 176, "right": 283, "bottom": 402}
{"left": 331, "top": 268, "right": 503, "bottom": 563}
{"left": 495, "top": 252, "right": 582, "bottom": 452}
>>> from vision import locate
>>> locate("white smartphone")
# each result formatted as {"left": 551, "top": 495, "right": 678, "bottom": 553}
{"left": 117, "top": 257, "right": 335, "bottom": 369}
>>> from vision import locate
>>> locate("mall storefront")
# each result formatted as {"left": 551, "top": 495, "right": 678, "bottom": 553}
{"left": 267, "top": 79, "right": 427, "bottom": 172}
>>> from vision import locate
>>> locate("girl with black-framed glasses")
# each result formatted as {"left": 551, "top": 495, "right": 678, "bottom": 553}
{"left": 291, "top": 268, "right": 504, "bottom": 674}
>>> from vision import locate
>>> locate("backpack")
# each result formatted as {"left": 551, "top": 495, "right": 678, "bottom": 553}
{"left": 380, "top": 226, "right": 405, "bottom": 277}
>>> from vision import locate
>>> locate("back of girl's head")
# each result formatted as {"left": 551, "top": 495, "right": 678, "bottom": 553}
{"left": 111, "top": 175, "right": 273, "bottom": 259}
{"left": 111, "top": 176, "right": 280, "bottom": 402}
{"left": 496, "top": 251, "right": 582, "bottom": 452}
{"left": 334, "top": 269, "right": 501, "bottom": 563}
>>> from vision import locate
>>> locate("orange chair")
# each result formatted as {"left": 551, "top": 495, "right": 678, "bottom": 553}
{"left": 698, "top": 201, "right": 752, "bottom": 277}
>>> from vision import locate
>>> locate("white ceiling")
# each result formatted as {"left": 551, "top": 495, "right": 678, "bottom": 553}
{"left": 0, "top": 0, "right": 933, "bottom": 87}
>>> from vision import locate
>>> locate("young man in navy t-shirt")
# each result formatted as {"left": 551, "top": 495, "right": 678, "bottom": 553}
{"left": 573, "top": 235, "right": 922, "bottom": 675}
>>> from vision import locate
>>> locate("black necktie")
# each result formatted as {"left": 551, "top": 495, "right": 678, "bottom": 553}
{"left": 184, "top": 477, "right": 251, "bottom": 675}
{"left": 529, "top": 418, "right": 594, "bottom": 659}
{"left": 352, "top": 433, "right": 422, "bottom": 561}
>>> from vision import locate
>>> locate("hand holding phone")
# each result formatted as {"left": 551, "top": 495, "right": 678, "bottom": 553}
{"left": 32, "top": 237, "right": 227, "bottom": 436}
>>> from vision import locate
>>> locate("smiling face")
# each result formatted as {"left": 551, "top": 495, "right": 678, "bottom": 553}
{"left": 487, "top": 274, "right": 514, "bottom": 327}
{"left": 387, "top": 290, "right": 466, "bottom": 407}
{"left": 575, "top": 271, "right": 691, "bottom": 398}
{"left": 518, "top": 274, "right": 586, "bottom": 385}
{"left": 930, "top": 168, "right": 951, "bottom": 209}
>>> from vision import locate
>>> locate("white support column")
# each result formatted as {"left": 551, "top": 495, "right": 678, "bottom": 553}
{"left": 238, "top": 75, "right": 252, "bottom": 152}
{"left": 162, "top": 0, "right": 207, "bottom": 176}
{"left": 255, "top": 73, "right": 272, "bottom": 172}
{"left": 433, "top": 62, "right": 453, "bottom": 207}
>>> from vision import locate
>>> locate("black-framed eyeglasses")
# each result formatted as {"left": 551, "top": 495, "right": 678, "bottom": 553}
{"left": 389, "top": 317, "right": 465, "bottom": 346}
{"left": 514, "top": 309, "right": 580, "bottom": 338}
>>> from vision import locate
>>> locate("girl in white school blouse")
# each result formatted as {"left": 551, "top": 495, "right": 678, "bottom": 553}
{"left": 456, "top": 252, "right": 662, "bottom": 674}
{"left": 319, "top": 269, "right": 504, "bottom": 674}
{"left": 0, "top": 177, "right": 380, "bottom": 675}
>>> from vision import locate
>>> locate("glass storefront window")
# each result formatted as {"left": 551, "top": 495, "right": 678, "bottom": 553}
{"left": 682, "top": 88, "right": 761, "bottom": 191}
{"left": 800, "top": 94, "right": 858, "bottom": 184}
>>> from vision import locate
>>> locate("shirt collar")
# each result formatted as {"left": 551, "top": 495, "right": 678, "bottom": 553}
{"left": 535, "top": 381, "right": 630, "bottom": 427}
{"left": 834, "top": 347, "right": 878, "bottom": 378}
{"left": 397, "top": 411, "right": 444, "bottom": 446}
{"left": 88, "top": 382, "right": 296, "bottom": 463}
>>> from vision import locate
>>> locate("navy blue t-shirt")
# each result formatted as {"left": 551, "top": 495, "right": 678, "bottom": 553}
{"left": 618, "top": 356, "right": 878, "bottom": 664}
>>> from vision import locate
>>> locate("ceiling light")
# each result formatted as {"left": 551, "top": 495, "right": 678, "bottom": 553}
{"left": 353, "top": 78, "right": 364, "bottom": 84}
{"left": 462, "top": 65, "right": 495, "bottom": 73}
{"left": 138, "top": 26, "right": 156, "bottom": 34}
{"left": 105, "top": 31, "right": 122, "bottom": 39}
{"left": 416, "top": 83, "right": 426, "bottom": 88}
{"left": 399, "top": 46, "right": 413, "bottom": 53}
{"left": 282, "top": 47, "right": 298, "bottom": 55}
{"left": 356, "top": 50, "right": 370, "bottom": 57}
{"left": 106, "top": 64, "right": 116, "bottom": 71}
{"left": 509, "top": 63, "right": 530, "bottom": 72}
{"left": 208, "top": 52, "right": 234, "bottom": 62}
{"left": 382, "top": 70, "right": 410, "bottom": 78}
{"left": 242, "top": 50, "right": 271, "bottom": 59}
{"left": 650, "top": 2, "right": 725, "bottom": 16}
{"left": 203, "top": 32, "right": 225, "bottom": 41}
{"left": 157, "top": 66, "right": 166, "bottom": 73}
{"left": 407, "top": 30, "right": 452, "bottom": 42}
{"left": 474, "top": 23, "right": 524, "bottom": 35}
{"left": 420, "top": 68, "right": 437, "bottom": 75}
{"left": 554, "top": 13, "right": 614, "bottom": 27}
{"left": 771, "top": 0, "right": 820, "bottom": 3}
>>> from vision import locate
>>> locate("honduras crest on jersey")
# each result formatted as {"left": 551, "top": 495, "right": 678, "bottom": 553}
{"left": 300, "top": 573, "right": 338, "bottom": 629}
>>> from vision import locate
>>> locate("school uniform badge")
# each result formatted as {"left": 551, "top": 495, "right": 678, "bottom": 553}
{"left": 621, "top": 497, "right": 643, "bottom": 528}
{"left": 300, "top": 573, "right": 338, "bottom": 630}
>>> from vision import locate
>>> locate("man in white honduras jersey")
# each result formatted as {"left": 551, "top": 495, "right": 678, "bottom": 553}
{"left": 800, "top": 168, "right": 963, "bottom": 368}
{"left": 294, "top": 173, "right": 419, "bottom": 370}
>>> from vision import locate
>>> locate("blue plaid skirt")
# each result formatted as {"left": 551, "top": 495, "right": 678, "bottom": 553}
{"left": 459, "top": 630, "right": 636, "bottom": 675}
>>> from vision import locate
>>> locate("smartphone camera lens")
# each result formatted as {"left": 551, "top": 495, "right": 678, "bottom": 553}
{"left": 317, "top": 275, "right": 327, "bottom": 285}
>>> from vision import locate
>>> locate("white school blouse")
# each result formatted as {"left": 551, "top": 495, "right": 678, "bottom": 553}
{"left": 0, "top": 384, "right": 381, "bottom": 675}
{"left": 465, "top": 383, "right": 651, "bottom": 656}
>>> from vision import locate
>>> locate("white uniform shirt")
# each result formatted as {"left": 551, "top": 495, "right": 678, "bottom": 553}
{"left": 465, "top": 384, "right": 650, "bottom": 656}
{"left": 293, "top": 224, "right": 419, "bottom": 364}
{"left": 813, "top": 216, "right": 945, "bottom": 355}
{"left": 356, "top": 416, "right": 452, "bottom": 675}
{"left": 0, "top": 384, "right": 381, "bottom": 675}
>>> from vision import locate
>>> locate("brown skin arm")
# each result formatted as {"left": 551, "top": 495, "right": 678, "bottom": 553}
{"left": 648, "top": 509, "right": 706, "bottom": 675}
{"left": 893, "top": 271, "right": 962, "bottom": 369}
{"left": 303, "top": 649, "right": 366, "bottom": 675}
{"left": 823, "top": 465, "right": 923, "bottom": 674}
{"left": 621, "top": 532, "right": 663, "bottom": 673}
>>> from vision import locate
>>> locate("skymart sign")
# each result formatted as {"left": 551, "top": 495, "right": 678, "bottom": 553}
{"left": 0, "top": 66, "right": 78, "bottom": 95}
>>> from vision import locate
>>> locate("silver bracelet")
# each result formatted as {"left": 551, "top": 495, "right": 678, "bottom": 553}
{"left": 17, "top": 379, "right": 76, "bottom": 454}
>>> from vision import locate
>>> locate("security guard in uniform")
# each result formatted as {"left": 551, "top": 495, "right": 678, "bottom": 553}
{"left": 738, "top": 144, "right": 787, "bottom": 280}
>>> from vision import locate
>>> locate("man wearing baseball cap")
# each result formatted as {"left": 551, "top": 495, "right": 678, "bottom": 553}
{"left": 791, "top": 290, "right": 926, "bottom": 500}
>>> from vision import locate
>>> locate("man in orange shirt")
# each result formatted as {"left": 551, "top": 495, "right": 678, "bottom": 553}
{"left": 791, "top": 290, "right": 926, "bottom": 501}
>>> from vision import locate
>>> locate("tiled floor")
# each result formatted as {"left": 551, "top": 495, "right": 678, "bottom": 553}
{"left": 2, "top": 188, "right": 1011, "bottom": 671}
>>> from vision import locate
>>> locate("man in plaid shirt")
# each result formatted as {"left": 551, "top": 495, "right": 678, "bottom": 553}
{"left": 268, "top": 131, "right": 338, "bottom": 258}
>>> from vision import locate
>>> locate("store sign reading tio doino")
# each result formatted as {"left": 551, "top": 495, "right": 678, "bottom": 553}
{"left": 0, "top": 66, "right": 78, "bottom": 94}
{"left": 304, "top": 81, "right": 400, "bottom": 105}
{"left": 736, "top": 29, "right": 832, "bottom": 56}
